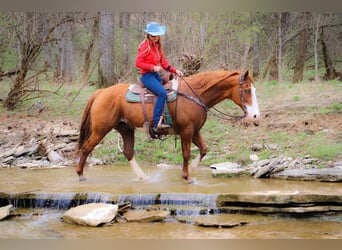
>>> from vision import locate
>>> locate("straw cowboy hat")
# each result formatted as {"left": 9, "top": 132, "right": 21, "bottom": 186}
{"left": 144, "top": 22, "right": 166, "bottom": 36}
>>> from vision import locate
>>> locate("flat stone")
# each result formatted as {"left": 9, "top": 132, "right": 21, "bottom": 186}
{"left": 271, "top": 168, "right": 342, "bottom": 182}
{"left": 53, "top": 128, "right": 79, "bottom": 137}
{"left": 123, "top": 209, "right": 170, "bottom": 223}
{"left": 62, "top": 203, "right": 118, "bottom": 227}
{"left": 210, "top": 162, "right": 249, "bottom": 177}
{"left": 0, "top": 148, "right": 17, "bottom": 159}
{"left": 177, "top": 215, "right": 248, "bottom": 228}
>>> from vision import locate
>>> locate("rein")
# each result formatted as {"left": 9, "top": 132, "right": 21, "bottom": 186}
{"left": 178, "top": 74, "right": 248, "bottom": 121}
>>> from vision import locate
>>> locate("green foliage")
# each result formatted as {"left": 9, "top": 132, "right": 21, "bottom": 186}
{"left": 265, "top": 80, "right": 279, "bottom": 86}
{"left": 331, "top": 103, "right": 342, "bottom": 112}
{"left": 305, "top": 132, "right": 342, "bottom": 160}
{"left": 293, "top": 95, "right": 301, "bottom": 102}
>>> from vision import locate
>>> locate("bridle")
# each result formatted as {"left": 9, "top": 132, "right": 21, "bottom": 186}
{"left": 177, "top": 73, "right": 251, "bottom": 121}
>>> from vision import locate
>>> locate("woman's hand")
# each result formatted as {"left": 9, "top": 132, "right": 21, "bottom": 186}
{"left": 176, "top": 69, "right": 184, "bottom": 77}
{"left": 153, "top": 65, "right": 163, "bottom": 72}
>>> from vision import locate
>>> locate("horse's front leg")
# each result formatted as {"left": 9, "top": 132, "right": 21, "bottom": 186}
{"left": 180, "top": 133, "right": 194, "bottom": 184}
{"left": 190, "top": 131, "right": 208, "bottom": 172}
{"left": 116, "top": 123, "right": 147, "bottom": 180}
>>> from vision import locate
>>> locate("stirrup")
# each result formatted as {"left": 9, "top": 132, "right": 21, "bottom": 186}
{"left": 157, "top": 115, "right": 171, "bottom": 129}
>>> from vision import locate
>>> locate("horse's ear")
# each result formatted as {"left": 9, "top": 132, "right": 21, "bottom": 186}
{"left": 243, "top": 70, "right": 250, "bottom": 81}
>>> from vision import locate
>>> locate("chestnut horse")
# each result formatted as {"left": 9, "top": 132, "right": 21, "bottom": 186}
{"left": 76, "top": 70, "right": 260, "bottom": 183}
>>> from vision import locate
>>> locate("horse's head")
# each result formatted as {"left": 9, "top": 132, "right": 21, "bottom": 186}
{"left": 232, "top": 70, "right": 260, "bottom": 126}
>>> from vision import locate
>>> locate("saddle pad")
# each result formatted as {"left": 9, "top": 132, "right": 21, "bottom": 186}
{"left": 126, "top": 90, "right": 177, "bottom": 103}
{"left": 126, "top": 79, "right": 179, "bottom": 103}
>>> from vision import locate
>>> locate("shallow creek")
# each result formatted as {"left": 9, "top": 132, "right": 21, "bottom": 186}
{"left": 0, "top": 165, "right": 341, "bottom": 239}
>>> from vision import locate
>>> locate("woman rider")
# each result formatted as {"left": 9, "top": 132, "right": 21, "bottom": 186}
{"left": 135, "top": 21, "right": 184, "bottom": 133}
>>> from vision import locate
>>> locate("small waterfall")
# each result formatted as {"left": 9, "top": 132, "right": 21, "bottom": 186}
{"left": 2, "top": 191, "right": 220, "bottom": 214}
{"left": 35, "top": 193, "right": 77, "bottom": 209}
{"left": 117, "top": 194, "right": 159, "bottom": 206}
{"left": 159, "top": 193, "right": 218, "bottom": 207}
{"left": 159, "top": 193, "right": 219, "bottom": 216}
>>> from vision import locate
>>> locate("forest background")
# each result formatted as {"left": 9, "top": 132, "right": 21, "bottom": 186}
{"left": 0, "top": 12, "right": 341, "bottom": 110}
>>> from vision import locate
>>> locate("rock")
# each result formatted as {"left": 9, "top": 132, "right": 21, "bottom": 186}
{"left": 253, "top": 164, "right": 275, "bottom": 178}
{"left": 123, "top": 209, "right": 170, "bottom": 223}
{"left": 216, "top": 193, "right": 342, "bottom": 213}
{"left": 251, "top": 143, "right": 264, "bottom": 151}
{"left": 52, "top": 128, "right": 79, "bottom": 137}
{"left": 249, "top": 154, "right": 259, "bottom": 161}
{"left": 177, "top": 215, "right": 248, "bottom": 228}
{"left": 62, "top": 203, "right": 118, "bottom": 227}
{"left": 265, "top": 143, "right": 279, "bottom": 150}
{"left": 333, "top": 161, "right": 342, "bottom": 168}
{"left": 0, "top": 147, "right": 17, "bottom": 159}
{"left": 210, "top": 162, "right": 249, "bottom": 177}
{"left": 0, "top": 204, "right": 13, "bottom": 221}
{"left": 210, "top": 162, "right": 240, "bottom": 170}
{"left": 47, "top": 150, "right": 64, "bottom": 163}
{"left": 271, "top": 168, "right": 342, "bottom": 182}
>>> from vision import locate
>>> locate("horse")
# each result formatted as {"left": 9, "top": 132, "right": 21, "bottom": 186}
{"left": 75, "top": 70, "right": 260, "bottom": 183}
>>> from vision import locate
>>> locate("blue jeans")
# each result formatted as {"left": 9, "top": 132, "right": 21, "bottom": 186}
{"left": 141, "top": 72, "right": 167, "bottom": 128}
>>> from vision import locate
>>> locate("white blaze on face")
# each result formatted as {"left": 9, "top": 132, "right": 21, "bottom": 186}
{"left": 245, "top": 85, "right": 260, "bottom": 120}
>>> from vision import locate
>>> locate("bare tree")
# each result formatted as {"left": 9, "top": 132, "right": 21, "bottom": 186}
{"left": 121, "top": 12, "right": 131, "bottom": 72}
{"left": 4, "top": 13, "right": 52, "bottom": 110}
{"left": 293, "top": 12, "right": 309, "bottom": 83}
{"left": 313, "top": 13, "right": 322, "bottom": 82}
{"left": 321, "top": 27, "right": 338, "bottom": 80}
{"left": 252, "top": 32, "right": 260, "bottom": 78}
{"left": 98, "top": 12, "right": 115, "bottom": 87}
{"left": 54, "top": 13, "right": 74, "bottom": 82}
{"left": 80, "top": 15, "right": 98, "bottom": 83}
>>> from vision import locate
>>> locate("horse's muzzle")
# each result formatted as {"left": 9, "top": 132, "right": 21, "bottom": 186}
{"left": 243, "top": 113, "right": 260, "bottom": 127}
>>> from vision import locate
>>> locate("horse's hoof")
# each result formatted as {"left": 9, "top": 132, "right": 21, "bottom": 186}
{"left": 79, "top": 176, "right": 86, "bottom": 182}
{"left": 187, "top": 178, "right": 195, "bottom": 184}
{"left": 182, "top": 176, "right": 195, "bottom": 184}
{"left": 138, "top": 175, "right": 149, "bottom": 181}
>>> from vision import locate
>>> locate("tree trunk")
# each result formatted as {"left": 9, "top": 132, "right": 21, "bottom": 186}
{"left": 54, "top": 15, "right": 63, "bottom": 80}
{"left": 120, "top": 12, "right": 131, "bottom": 76}
{"left": 98, "top": 12, "right": 115, "bottom": 87}
{"left": 293, "top": 12, "right": 309, "bottom": 83}
{"left": 80, "top": 16, "right": 99, "bottom": 83}
{"left": 321, "top": 27, "right": 338, "bottom": 80}
{"left": 314, "top": 13, "right": 321, "bottom": 82}
{"left": 265, "top": 12, "right": 290, "bottom": 82}
{"left": 4, "top": 69, "right": 27, "bottom": 110}
{"left": 54, "top": 15, "right": 73, "bottom": 82}
{"left": 241, "top": 36, "right": 251, "bottom": 71}
{"left": 252, "top": 31, "right": 260, "bottom": 79}
{"left": 269, "top": 53, "right": 278, "bottom": 81}
{"left": 61, "top": 20, "right": 73, "bottom": 82}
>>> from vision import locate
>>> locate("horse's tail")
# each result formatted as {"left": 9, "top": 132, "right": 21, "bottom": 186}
{"left": 76, "top": 90, "right": 101, "bottom": 153}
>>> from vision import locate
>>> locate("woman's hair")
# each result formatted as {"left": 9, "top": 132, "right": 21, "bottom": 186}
{"left": 142, "top": 34, "right": 165, "bottom": 57}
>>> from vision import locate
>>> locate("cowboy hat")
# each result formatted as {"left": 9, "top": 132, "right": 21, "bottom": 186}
{"left": 144, "top": 22, "right": 166, "bottom": 36}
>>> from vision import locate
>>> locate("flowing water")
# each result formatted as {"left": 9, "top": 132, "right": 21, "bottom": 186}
{"left": 0, "top": 165, "right": 341, "bottom": 239}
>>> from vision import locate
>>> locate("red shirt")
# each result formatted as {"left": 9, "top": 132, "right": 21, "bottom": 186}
{"left": 135, "top": 40, "right": 176, "bottom": 75}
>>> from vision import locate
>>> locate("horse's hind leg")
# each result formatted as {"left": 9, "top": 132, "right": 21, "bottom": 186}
{"left": 115, "top": 122, "right": 147, "bottom": 180}
{"left": 76, "top": 132, "right": 106, "bottom": 181}
{"left": 190, "top": 131, "right": 208, "bottom": 172}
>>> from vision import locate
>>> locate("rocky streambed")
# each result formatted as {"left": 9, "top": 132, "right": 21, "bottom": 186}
{"left": 1, "top": 120, "right": 341, "bottom": 182}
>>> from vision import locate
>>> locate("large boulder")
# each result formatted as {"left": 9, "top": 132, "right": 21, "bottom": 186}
{"left": 62, "top": 203, "right": 118, "bottom": 227}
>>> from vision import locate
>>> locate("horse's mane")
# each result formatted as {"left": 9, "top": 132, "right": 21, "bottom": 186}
{"left": 185, "top": 70, "right": 241, "bottom": 95}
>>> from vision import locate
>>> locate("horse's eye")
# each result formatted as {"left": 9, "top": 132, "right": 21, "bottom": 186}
{"left": 245, "top": 89, "right": 251, "bottom": 95}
